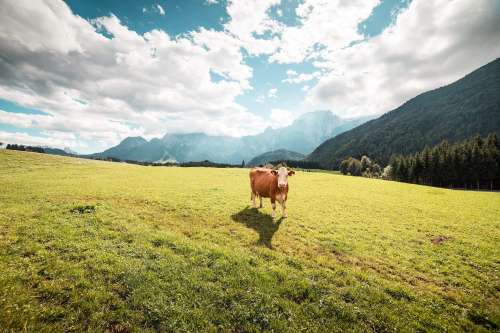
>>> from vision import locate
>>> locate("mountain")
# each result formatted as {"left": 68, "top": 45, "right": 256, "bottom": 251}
{"left": 95, "top": 137, "right": 147, "bottom": 160}
{"left": 160, "top": 133, "right": 243, "bottom": 163}
{"left": 247, "top": 149, "right": 305, "bottom": 166}
{"left": 91, "top": 136, "right": 172, "bottom": 162}
{"left": 243, "top": 111, "right": 364, "bottom": 155}
{"left": 307, "top": 58, "right": 500, "bottom": 169}
{"left": 93, "top": 111, "right": 371, "bottom": 164}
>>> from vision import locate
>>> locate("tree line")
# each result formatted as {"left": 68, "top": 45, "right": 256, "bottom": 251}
{"left": 90, "top": 156, "right": 244, "bottom": 168}
{"left": 389, "top": 134, "right": 500, "bottom": 190}
{"left": 339, "top": 156, "right": 382, "bottom": 178}
{"left": 6, "top": 144, "right": 45, "bottom": 153}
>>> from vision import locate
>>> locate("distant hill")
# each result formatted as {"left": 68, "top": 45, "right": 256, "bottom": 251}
{"left": 43, "top": 146, "right": 78, "bottom": 156}
{"left": 44, "top": 147, "right": 72, "bottom": 156}
{"left": 92, "top": 111, "right": 372, "bottom": 164}
{"left": 307, "top": 58, "right": 500, "bottom": 169}
{"left": 247, "top": 149, "right": 305, "bottom": 166}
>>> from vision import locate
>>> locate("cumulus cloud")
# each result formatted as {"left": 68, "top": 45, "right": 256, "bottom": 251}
{"left": 221, "top": 0, "right": 373, "bottom": 62}
{"left": 224, "top": 0, "right": 282, "bottom": 56}
{"left": 306, "top": 0, "right": 500, "bottom": 117}
{"left": 269, "top": 0, "right": 380, "bottom": 64}
{"left": 0, "top": 0, "right": 263, "bottom": 152}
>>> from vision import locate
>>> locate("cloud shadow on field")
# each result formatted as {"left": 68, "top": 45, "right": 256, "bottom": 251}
{"left": 231, "top": 206, "right": 283, "bottom": 249}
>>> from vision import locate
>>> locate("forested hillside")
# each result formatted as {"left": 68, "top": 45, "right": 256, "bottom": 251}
{"left": 307, "top": 58, "right": 500, "bottom": 169}
{"left": 389, "top": 134, "right": 500, "bottom": 190}
{"left": 247, "top": 149, "right": 305, "bottom": 166}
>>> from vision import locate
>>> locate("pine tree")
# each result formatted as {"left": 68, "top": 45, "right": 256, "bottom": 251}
{"left": 389, "top": 155, "right": 401, "bottom": 181}
{"left": 386, "top": 134, "right": 499, "bottom": 190}
{"left": 421, "top": 147, "right": 432, "bottom": 185}
{"left": 471, "top": 139, "right": 483, "bottom": 189}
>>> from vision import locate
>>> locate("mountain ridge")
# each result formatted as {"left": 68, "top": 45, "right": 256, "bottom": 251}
{"left": 92, "top": 111, "right": 371, "bottom": 164}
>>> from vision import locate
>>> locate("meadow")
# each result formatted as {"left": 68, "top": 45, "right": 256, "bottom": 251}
{"left": 0, "top": 150, "right": 499, "bottom": 332}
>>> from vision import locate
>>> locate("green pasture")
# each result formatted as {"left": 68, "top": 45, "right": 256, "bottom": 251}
{"left": 0, "top": 150, "right": 498, "bottom": 332}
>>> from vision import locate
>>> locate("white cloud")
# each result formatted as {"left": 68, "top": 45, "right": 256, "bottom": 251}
{"left": 268, "top": 88, "right": 277, "bottom": 98}
{"left": 0, "top": 0, "right": 265, "bottom": 153}
{"left": 206, "top": 0, "right": 219, "bottom": 4}
{"left": 283, "top": 71, "right": 322, "bottom": 84}
{"left": 269, "top": 108, "right": 294, "bottom": 128}
{"left": 224, "top": 0, "right": 282, "bottom": 56}
{"left": 142, "top": 7, "right": 147, "bottom": 13}
{"left": 306, "top": 0, "right": 500, "bottom": 117}
{"left": 156, "top": 4, "right": 165, "bottom": 15}
{"left": 269, "top": 0, "right": 380, "bottom": 64}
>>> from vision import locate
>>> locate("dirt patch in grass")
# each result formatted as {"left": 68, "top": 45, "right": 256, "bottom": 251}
{"left": 431, "top": 236, "right": 450, "bottom": 245}
{"left": 70, "top": 204, "right": 96, "bottom": 214}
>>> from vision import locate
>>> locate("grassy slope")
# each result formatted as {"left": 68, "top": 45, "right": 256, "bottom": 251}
{"left": 0, "top": 150, "right": 499, "bottom": 332}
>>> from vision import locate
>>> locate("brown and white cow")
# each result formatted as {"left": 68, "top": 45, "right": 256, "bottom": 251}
{"left": 249, "top": 166, "right": 295, "bottom": 220}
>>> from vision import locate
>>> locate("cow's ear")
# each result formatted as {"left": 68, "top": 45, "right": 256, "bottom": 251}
{"left": 288, "top": 170, "right": 295, "bottom": 176}
{"left": 271, "top": 170, "right": 278, "bottom": 176}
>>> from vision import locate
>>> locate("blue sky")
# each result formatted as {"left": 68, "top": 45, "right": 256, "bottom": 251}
{"left": 64, "top": 0, "right": 409, "bottom": 120}
{"left": 66, "top": 0, "right": 409, "bottom": 120}
{"left": 0, "top": 0, "right": 499, "bottom": 153}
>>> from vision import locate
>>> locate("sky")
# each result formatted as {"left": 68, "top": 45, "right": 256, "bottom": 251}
{"left": 0, "top": 0, "right": 499, "bottom": 153}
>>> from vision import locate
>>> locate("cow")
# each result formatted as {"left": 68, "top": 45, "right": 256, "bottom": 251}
{"left": 249, "top": 166, "right": 295, "bottom": 220}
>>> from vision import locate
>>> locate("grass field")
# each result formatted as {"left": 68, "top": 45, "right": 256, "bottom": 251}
{"left": 0, "top": 150, "right": 499, "bottom": 332}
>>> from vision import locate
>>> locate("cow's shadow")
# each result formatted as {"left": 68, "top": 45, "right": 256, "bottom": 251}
{"left": 231, "top": 206, "right": 283, "bottom": 249}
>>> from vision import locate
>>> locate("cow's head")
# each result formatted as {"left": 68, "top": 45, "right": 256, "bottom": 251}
{"left": 271, "top": 166, "right": 295, "bottom": 189}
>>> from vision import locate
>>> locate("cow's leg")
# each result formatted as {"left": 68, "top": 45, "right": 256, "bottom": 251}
{"left": 251, "top": 192, "right": 256, "bottom": 208}
{"left": 259, "top": 196, "right": 263, "bottom": 208}
{"left": 281, "top": 200, "right": 288, "bottom": 218}
{"left": 271, "top": 199, "right": 276, "bottom": 220}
